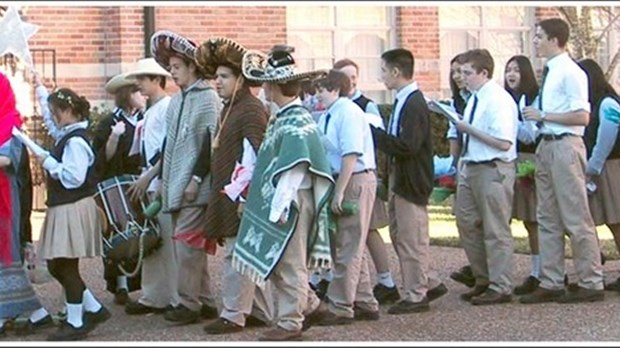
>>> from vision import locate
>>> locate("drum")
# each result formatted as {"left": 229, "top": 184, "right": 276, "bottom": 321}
{"left": 93, "top": 175, "right": 161, "bottom": 276}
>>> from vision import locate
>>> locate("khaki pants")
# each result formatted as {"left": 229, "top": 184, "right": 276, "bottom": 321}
{"left": 270, "top": 189, "right": 319, "bottom": 331}
{"left": 388, "top": 173, "right": 441, "bottom": 302}
{"left": 220, "top": 236, "right": 275, "bottom": 326}
{"left": 455, "top": 161, "right": 515, "bottom": 295}
{"left": 535, "top": 136, "right": 603, "bottom": 290}
{"left": 171, "top": 206, "right": 215, "bottom": 312}
{"left": 138, "top": 195, "right": 180, "bottom": 308}
{"left": 326, "top": 172, "right": 378, "bottom": 317}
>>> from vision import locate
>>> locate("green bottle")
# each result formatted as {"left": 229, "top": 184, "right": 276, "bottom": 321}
{"left": 143, "top": 195, "right": 162, "bottom": 219}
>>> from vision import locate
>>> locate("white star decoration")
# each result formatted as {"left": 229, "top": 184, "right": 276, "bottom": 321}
{"left": 0, "top": 6, "right": 39, "bottom": 68}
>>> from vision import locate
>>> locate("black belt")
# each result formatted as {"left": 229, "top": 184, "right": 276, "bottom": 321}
{"left": 465, "top": 159, "right": 500, "bottom": 166}
{"left": 540, "top": 133, "right": 575, "bottom": 141}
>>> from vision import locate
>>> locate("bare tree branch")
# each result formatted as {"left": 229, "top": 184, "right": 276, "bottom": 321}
{"left": 606, "top": 46, "right": 620, "bottom": 80}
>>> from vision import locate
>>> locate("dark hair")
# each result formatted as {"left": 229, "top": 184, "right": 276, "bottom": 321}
{"left": 449, "top": 53, "right": 467, "bottom": 113}
{"left": 381, "top": 48, "right": 414, "bottom": 79}
{"left": 48, "top": 88, "right": 91, "bottom": 121}
{"left": 114, "top": 84, "right": 140, "bottom": 111}
{"left": 333, "top": 58, "right": 359, "bottom": 72}
{"left": 462, "top": 48, "right": 494, "bottom": 79}
{"left": 538, "top": 18, "right": 570, "bottom": 48}
{"left": 144, "top": 74, "right": 166, "bottom": 89}
{"left": 277, "top": 80, "right": 301, "bottom": 98}
{"left": 299, "top": 79, "right": 315, "bottom": 100}
{"left": 578, "top": 58, "right": 618, "bottom": 110}
{"left": 504, "top": 55, "right": 539, "bottom": 105}
{"left": 311, "top": 69, "right": 351, "bottom": 97}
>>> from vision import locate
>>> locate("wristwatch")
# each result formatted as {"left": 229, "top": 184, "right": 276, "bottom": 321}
{"left": 192, "top": 175, "right": 203, "bottom": 184}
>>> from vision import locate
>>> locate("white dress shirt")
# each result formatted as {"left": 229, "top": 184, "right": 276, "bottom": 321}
{"left": 538, "top": 52, "right": 591, "bottom": 136}
{"left": 139, "top": 95, "right": 170, "bottom": 192}
{"left": 388, "top": 81, "right": 419, "bottom": 136}
{"left": 460, "top": 80, "right": 518, "bottom": 163}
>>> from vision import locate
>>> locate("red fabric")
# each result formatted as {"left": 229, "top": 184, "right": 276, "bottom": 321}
{"left": 0, "top": 72, "right": 23, "bottom": 265}
{"left": 172, "top": 230, "right": 217, "bottom": 255}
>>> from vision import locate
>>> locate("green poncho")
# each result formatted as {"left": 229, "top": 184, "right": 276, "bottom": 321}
{"left": 232, "top": 105, "right": 334, "bottom": 287}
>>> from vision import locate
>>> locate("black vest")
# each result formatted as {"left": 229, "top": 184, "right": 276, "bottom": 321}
{"left": 46, "top": 128, "right": 96, "bottom": 207}
{"left": 352, "top": 94, "right": 371, "bottom": 113}
{"left": 584, "top": 94, "right": 620, "bottom": 159}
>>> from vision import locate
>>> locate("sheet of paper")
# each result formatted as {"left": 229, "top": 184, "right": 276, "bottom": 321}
{"left": 428, "top": 100, "right": 461, "bottom": 124}
{"left": 11, "top": 127, "right": 49, "bottom": 158}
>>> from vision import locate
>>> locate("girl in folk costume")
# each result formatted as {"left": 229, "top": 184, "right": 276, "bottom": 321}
{"left": 150, "top": 30, "right": 221, "bottom": 325}
{"left": 92, "top": 73, "right": 146, "bottom": 305}
{"left": 0, "top": 72, "right": 52, "bottom": 337}
{"left": 34, "top": 87, "right": 109, "bottom": 341}
{"left": 578, "top": 59, "right": 620, "bottom": 290}
{"left": 195, "top": 37, "right": 274, "bottom": 335}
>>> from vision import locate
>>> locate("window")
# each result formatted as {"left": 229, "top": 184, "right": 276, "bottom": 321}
{"left": 438, "top": 6, "right": 533, "bottom": 97}
{"left": 286, "top": 6, "right": 395, "bottom": 104}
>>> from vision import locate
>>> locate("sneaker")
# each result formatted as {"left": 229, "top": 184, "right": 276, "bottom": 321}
{"left": 513, "top": 276, "right": 540, "bottom": 295}
{"left": 556, "top": 286, "right": 604, "bottom": 304}
{"left": 387, "top": 297, "right": 430, "bottom": 314}
{"left": 373, "top": 283, "right": 400, "bottom": 304}
{"left": 164, "top": 305, "right": 200, "bottom": 326}
{"left": 449, "top": 265, "right": 476, "bottom": 288}
{"left": 125, "top": 301, "right": 167, "bottom": 315}
{"left": 47, "top": 321, "right": 90, "bottom": 341}
{"left": 14, "top": 314, "right": 55, "bottom": 336}
{"left": 200, "top": 304, "right": 219, "bottom": 320}
{"left": 427, "top": 283, "right": 448, "bottom": 302}
{"left": 114, "top": 289, "right": 129, "bottom": 306}
{"left": 203, "top": 318, "right": 243, "bottom": 335}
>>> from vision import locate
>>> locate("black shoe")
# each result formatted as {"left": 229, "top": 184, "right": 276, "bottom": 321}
{"left": 302, "top": 303, "right": 327, "bottom": 332}
{"left": 470, "top": 289, "right": 512, "bottom": 306}
{"left": 514, "top": 276, "right": 541, "bottom": 295}
{"left": 113, "top": 289, "right": 129, "bottom": 305}
{"left": 387, "top": 297, "right": 430, "bottom": 314}
{"left": 203, "top": 318, "right": 243, "bottom": 335}
{"left": 314, "top": 280, "right": 330, "bottom": 300}
{"left": 163, "top": 305, "right": 200, "bottom": 325}
{"left": 556, "top": 286, "right": 604, "bottom": 304}
{"left": 315, "top": 311, "right": 354, "bottom": 326}
{"left": 519, "top": 287, "right": 565, "bottom": 304}
{"left": 427, "top": 283, "right": 448, "bottom": 302}
{"left": 245, "top": 315, "right": 269, "bottom": 328}
{"left": 450, "top": 265, "right": 476, "bottom": 288}
{"left": 460, "top": 285, "right": 488, "bottom": 302}
{"left": 353, "top": 303, "right": 380, "bottom": 321}
{"left": 84, "top": 306, "right": 111, "bottom": 328}
{"left": 47, "top": 321, "right": 90, "bottom": 341}
{"left": 125, "top": 301, "right": 167, "bottom": 315}
{"left": 200, "top": 304, "right": 219, "bottom": 320}
{"left": 601, "top": 252, "right": 607, "bottom": 266}
{"left": 373, "top": 283, "right": 400, "bottom": 304}
{"left": 14, "top": 314, "right": 55, "bottom": 336}
{"left": 604, "top": 277, "right": 620, "bottom": 291}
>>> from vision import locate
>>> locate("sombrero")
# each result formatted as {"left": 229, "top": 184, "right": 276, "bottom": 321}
{"left": 241, "top": 48, "right": 327, "bottom": 84}
{"left": 195, "top": 37, "right": 247, "bottom": 80}
{"left": 104, "top": 72, "right": 137, "bottom": 94}
{"left": 150, "top": 30, "right": 197, "bottom": 70}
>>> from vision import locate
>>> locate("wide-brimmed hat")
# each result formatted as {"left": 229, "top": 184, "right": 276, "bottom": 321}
{"left": 104, "top": 72, "right": 137, "bottom": 94}
{"left": 150, "top": 30, "right": 197, "bottom": 70}
{"left": 195, "top": 37, "right": 247, "bottom": 80}
{"left": 126, "top": 57, "right": 172, "bottom": 79}
{"left": 242, "top": 48, "right": 327, "bottom": 84}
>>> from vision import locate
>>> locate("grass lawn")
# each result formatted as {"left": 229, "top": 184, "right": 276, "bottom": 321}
{"left": 378, "top": 198, "right": 620, "bottom": 261}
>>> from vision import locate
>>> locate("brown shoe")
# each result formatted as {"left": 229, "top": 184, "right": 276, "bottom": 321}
{"left": 353, "top": 303, "right": 379, "bottom": 321}
{"left": 556, "top": 286, "right": 604, "bottom": 304}
{"left": 460, "top": 285, "right": 488, "bottom": 302}
{"left": 519, "top": 287, "right": 565, "bottom": 304}
{"left": 259, "top": 327, "right": 302, "bottom": 341}
{"left": 301, "top": 303, "right": 327, "bottom": 331}
{"left": 314, "top": 311, "right": 354, "bottom": 327}
{"left": 203, "top": 318, "right": 243, "bottom": 335}
{"left": 387, "top": 298, "right": 430, "bottom": 314}
{"left": 470, "top": 289, "right": 512, "bottom": 306}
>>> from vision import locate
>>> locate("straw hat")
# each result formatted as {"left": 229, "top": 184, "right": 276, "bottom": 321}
{"left": 104, "top": 72, "right": 137, "bottom": 94}
{"left": 126, "top": 57, "right": 171, "bottom": 79}
{"left": 241, "top": 48, "right": 326, "bottom": 84}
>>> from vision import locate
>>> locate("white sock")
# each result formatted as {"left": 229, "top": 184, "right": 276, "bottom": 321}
{"left": 322, "top": 269, "right": 333, "bottom": 282}
{"left": 309, "top": 271, "right": 321, "bottom": 286}
{"left": 82, "top": 289, "right": 102, "bottom": 313}
{"left": 66, "top": 303, "right": 83, "bottom": 328}
{"left": 116, "top": 276, "right": 128, "bottom": 291}
{"left": 29, "top": 307, "right": 49, "bottom": 323}
{"left": 377, "top": 272, "right": 395, "bottom": 288}
{"left": 530, "top": 255, "right": 541, "bottom": 279}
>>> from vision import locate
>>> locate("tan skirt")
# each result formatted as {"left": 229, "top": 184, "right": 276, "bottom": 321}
{"left": 588, "top": 158, "right": 620, "bottom": 225}
{"left": 512, "top": 152, "right": 538, "bottom": 222}
{"left": 38, "top": 196, "right": 104, "bottom": 260}
{"left": 369, "top": 198, "right": 389, "bottom": 230}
